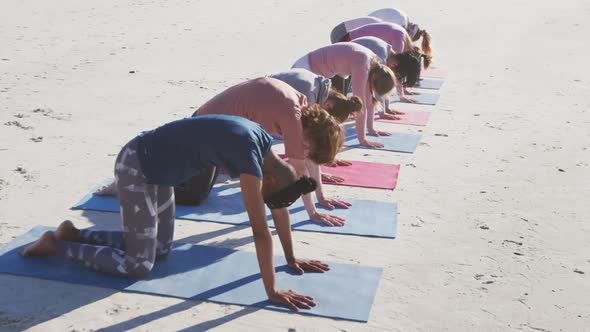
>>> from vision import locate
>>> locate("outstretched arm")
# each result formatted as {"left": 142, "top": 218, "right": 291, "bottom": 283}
{"left": 272, "top": 207, "right": 330, "bottom": 274}
{"left": 288, "top": 158, "right": 345, "bottom": 226}
{"left": 240, "top": 174, "right": 316, "bottom": 311}
{"left": 305, "top": 159, "right": 351, "bottom": 210}
{"left": 352, "top": 70, "right": 386, "bottom": 146}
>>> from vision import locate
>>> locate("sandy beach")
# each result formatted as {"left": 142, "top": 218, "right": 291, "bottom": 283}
{"left": 1, "top": 0, "right": 589, "bottom": 330}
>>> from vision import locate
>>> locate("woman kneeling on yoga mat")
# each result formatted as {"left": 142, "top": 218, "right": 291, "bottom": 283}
{"left": 194, "top": 77, "right": 349, "bottom": 226}
{"left": 21, "top": 115, "right": 327, "bottom": 311}
{"left": 350, "top": 36, "right": 428, "bottom": 118}
{"left": 292, "top": 43, "right": 395, "bottom": 148}
{"left": 368, "top": 7, "right": 433, "bottom": 56}
{"left": 95, "top": 78, "right": 348, "bottom": 225}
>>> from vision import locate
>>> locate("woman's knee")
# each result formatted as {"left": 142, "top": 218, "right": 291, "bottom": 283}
{"left": 126, "top": 258, "right": 155, "bottom": 278}
{"left": 156, "top": 241, "right": 172, "bottom": 259}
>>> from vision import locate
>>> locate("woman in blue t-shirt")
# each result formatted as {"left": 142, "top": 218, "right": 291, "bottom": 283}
{"left": 21, "top": 115, "right": 329, "bottom": 311}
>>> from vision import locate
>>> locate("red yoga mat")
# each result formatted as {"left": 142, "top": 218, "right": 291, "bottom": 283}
{"left": 321, "top": 160, "right": 400, "bottom": 190}
{"left": 278, "top": 155, "right": 400, "bottom": 190}
{"left": 421, "top": 68, "right": 448, "bottom": 79}
{"left": 376, "top": 110, "right": 431, "bottom": 126}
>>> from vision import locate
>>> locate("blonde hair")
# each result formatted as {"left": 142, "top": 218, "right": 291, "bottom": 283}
{"left": 419, "top": 29, "right": 432, "bottom": 56}
{"left": 411, "top": 46, "right": 433, "bottom": 70}
{"left": 300, "top": 104, "right": 344, "bottom": 164}
{"left": 368, "top": 60, "right": 395, "bottom": 104}
{"left": 421, "top": 52, "right": 433, "bottom": 69}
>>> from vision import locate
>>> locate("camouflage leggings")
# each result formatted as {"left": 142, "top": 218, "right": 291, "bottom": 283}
{"left": 56, "top": 137, "right": 175, "bottom": 278}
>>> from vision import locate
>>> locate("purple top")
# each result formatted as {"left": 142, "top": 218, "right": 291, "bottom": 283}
{"left": 347, "top": 22, "right": 410, "bottom": 53}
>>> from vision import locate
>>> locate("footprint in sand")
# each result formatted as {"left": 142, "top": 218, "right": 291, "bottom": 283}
{"left": 4, "top": 121, "right": 32, "bottom": 130}
{"left": 31, "top": 108, "right": 71, "bottom": 121}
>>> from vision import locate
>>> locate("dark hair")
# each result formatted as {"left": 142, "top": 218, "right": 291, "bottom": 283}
{"left": 264, "top": 176, "right": 317, "bottom": 209}
{"left": 325, "top": 89, "right": 363, "bottom": 123}
{"left": 300, "top": 104, "right": 344, "bottom": 164}
{"left": 389, "top": 51, "right": 422, "bottom": 87}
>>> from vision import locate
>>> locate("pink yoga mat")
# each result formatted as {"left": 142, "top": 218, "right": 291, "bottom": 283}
{"left": 421, "top": 68, "right": 448, "bottom": 79}
{"left": 321, "top": 161, "right": 400, "bottom": 190}
{"left": 279, "top": 155, "right": 400, "bottom": 190}
{"left": 376, "top": 110, "right": 431, "bottom": 126}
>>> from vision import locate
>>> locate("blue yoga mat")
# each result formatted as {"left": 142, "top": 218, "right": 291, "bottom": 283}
{"left": 416, "top": 78, "right": 444, "bottom": 90}
{"left": 0, "top": 226, "right": 382, "bottom": 322}
{"left": 342, "top": 126, "right": 421, "bottom": 153}
{"left": 389, "top": 91, "right": 440, "bottom": 105}
{"left": 73, "top": 182, "right": 397, "bottom": 238}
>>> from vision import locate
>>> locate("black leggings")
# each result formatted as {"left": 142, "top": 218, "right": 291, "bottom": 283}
{"left": 174, "top": 166, "right": 219, "bottom": 206}
{"left": 330, "top": 76, "right": 352, "bottom": 96}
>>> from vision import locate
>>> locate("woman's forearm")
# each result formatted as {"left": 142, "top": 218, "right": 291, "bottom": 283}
{"left": 252, "top": 229, "right": 277, "bottom": 296}
{"left": 271, "top": 208, "right": 296, "bottom": 262}
{"left": 305, "top": 159, "right": 325, "bottom": 200}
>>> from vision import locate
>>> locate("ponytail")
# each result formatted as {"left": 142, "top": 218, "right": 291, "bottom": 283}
{"left": 421, "top": 53, "right": 433, "bottom": 70}
{"left": 325, "top": 89, "right": 363, "bottom": 123}
{"left": 420, "top": 30, "right": 432, "bottom": 56}
{"left": 300, "top": 104, "right": 344, "bottom": 164}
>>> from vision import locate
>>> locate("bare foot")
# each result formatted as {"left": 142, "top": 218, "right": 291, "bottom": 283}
{"left": 55, "top": 220, "right": 81, "bottom": 242}
{"left": 21, "top": 231, "right": 58, "bottom": 257}
{"left": 95, "top": 181, "right": 117, "bottom": 196}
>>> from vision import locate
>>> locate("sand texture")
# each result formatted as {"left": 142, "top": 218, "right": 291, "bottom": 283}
{"left": 0, "top": 0, "right": 589, "bottom": 331}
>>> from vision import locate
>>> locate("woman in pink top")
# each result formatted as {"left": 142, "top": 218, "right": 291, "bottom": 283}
{"left": 343, "top": 22, "right": 433, "bottom": 62}
{"left": 330, "top": 16, "right": 382, "bottom": 44}
{"left": 292, "top": 43, "right": 395, "bottom": 148}
{"left": 368, "top": 8, "right": 433, "bottom": 56}
{"left": 195, "top": 77, "right": 351, "bottom": 226}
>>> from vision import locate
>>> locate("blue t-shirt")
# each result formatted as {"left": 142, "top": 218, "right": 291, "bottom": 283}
{"left": 136, "top": 115, "right": 273, "bottom": 185}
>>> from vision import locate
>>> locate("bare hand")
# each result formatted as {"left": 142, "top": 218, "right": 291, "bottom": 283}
{"left": 288, "top": 258, "right": 330, "bottom": 274}
{"left": 310, "top": 211, "right": 345, "bottom": 226}
{"left": 400, "top": 96, "right": 417, "bottom": 103}
{"left": 318, "top": 197, "right": 352, "bottom": 209}
{"left": 324, "top": 159, "right": 352, "bottom": 167}
{"left": 386, "top": 109, "right": 406, "bottom": 115}
{"left": 268, "top": 289, "right": 316, "bottom": 311}
{"left": 321, "top": 173, "right": 345, "bottom": 183}
{"left": 404, "top": 89, "right": 420, "bottom": 95}
{"left": 380, "top": 113, "right": 401, "bottom": 121}
{"left": 368, "top": 130, "right": 392, "bottom": 137}
{"left": 334, "top": 159, "right": 352, "bottom": 166}
{"left": 359, "top": 139, "right": 384, "bottom": 148}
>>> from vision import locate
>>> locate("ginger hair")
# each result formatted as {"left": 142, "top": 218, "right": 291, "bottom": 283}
{"left": 325, "top": 89, "right": 363, "bottom": 123}
{"left": 418, "top": 29, "right": 432, "bottom": 56}
{"left": 300, "top": 104, "right": 344, "bottom": 164}
{"left": 420, "top": 52, "right": 433, "bottom": 70}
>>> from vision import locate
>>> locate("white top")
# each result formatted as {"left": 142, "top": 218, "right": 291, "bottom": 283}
{"left": 343, "top": 16, "right": 383, "bottom": 32}
{"left": 368, "top": 8, "right": 409, "bottom": 28}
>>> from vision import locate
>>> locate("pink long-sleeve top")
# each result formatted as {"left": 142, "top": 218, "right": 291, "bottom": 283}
{"left": 195, "top": 77, "right": 308, "bottom": 160}
{"left": 342, "top": 16, "right": 382, "bottom": 32}
{"left": 306, "top": 42, "right": 378, "bottom": 140}
{"left": 347, "top": 22, "right": 410, "bottom": 54}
